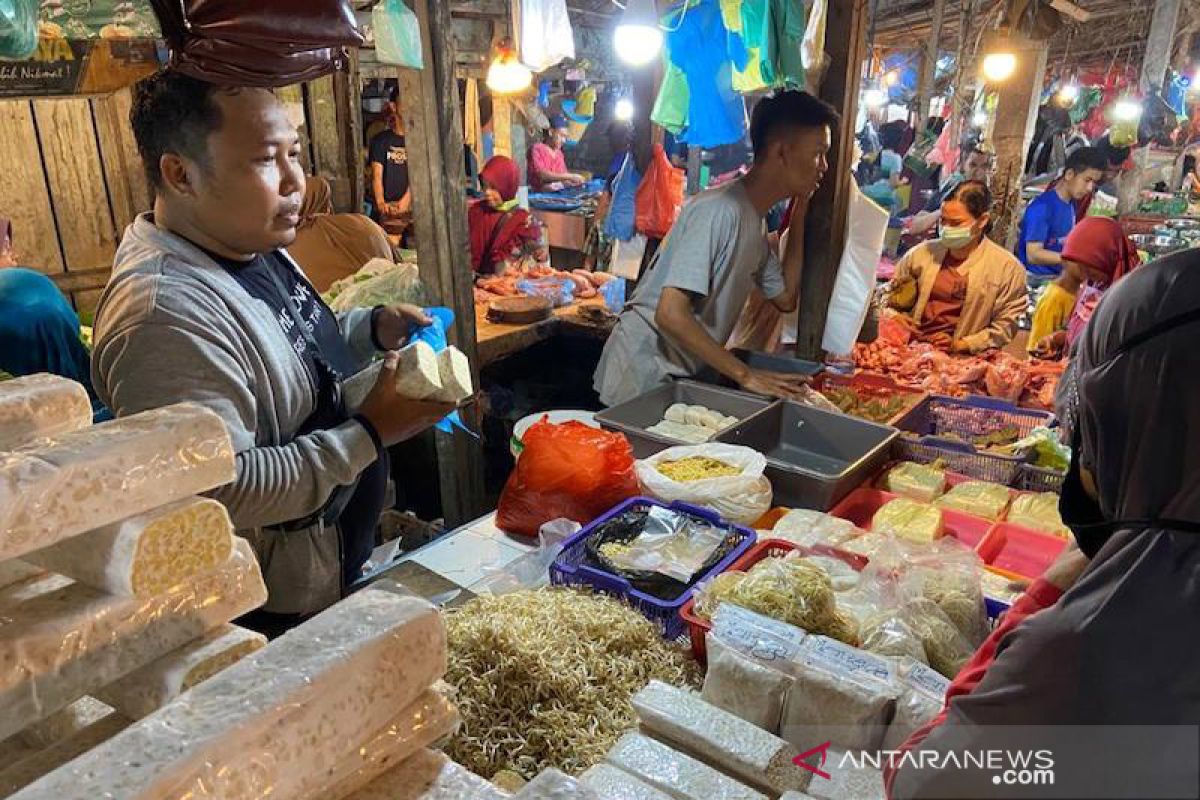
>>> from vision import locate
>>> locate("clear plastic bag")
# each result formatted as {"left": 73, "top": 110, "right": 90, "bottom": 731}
{"left": 473, "top": 518, "right": 580, "bottom": 595}
{"left": 903, "top": 597, "right": 975, "bottom": 679}
{"left": 880, "top": 461, "right": 946, "bottom": 503}
{"left": 602, "top": 506, "right": 726, "bottom": 583}
{"left": 883, "top": 657, "right": 950, "bottom": 751}
{"left": 903, "top": 539, "right": 989, "bottom": 647}
{"left": 936, "top": 481, "right": 1011, "bottom": 521}
{"left": 0, "top": 0, "right": 37, "bottom": 61}
{"left": 372, "top": 0, "right": 423, "bottom": 68}
{"left": 702, "top": 633, "right": 793, "bottom": 732}
{"left": 636, "top": 443, "right": 772, "bottom": 526}
{"left": 771, "top": 509, "right": 864, "bottom": 548}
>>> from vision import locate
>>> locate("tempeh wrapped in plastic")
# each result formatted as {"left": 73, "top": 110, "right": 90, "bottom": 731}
{"left": 0, "top": 373, "right": 92, "bottom": 451}
{"left": 0, "top": 539, "right": 266, "bottom": 741}
{"left": 9, "top": 587, "right": 446, "bottom": 800}
{"left": 0, "top": 403, "right": 235, "bottom": 562}
{"left": 339, "top": 749, "right": 509, "bottom": 800}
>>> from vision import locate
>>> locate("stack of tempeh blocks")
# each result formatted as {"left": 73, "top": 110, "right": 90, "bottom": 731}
{"left": 0, "top": 375, "right": 269, "bottom": 795}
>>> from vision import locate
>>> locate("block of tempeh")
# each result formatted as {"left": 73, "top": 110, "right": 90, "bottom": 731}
{"left": 96, "top": 624, "right": 267, "bottom": 719}
{"left": 0, "top": 374, "right": 92, "bottom": 451}
{"left": 25, "top": 497, "right": 235, "bottom": 597}
{"left": 0, "top": 712, "right": 132, "bottom": 797}
{"left": 512, "top": 769, "right": 600, "bottom": 799}
{"left": 301, "top": 686, "right": 460, "bottom": 800}
{"left": 0, "top": 561, "right": 42, "bottom": 591}
{"left": 16, "top": 696, "right": 114, "bottom": 749}
{"left": 10, "top": 587, "right": 446, "bottom": 800}
{"left": 0, "top": 539, "right": 266, "bottom": 741}
{"left": 579, "top": 763, "right": 676, "bottom": 800}
{"left": 604, "top": 733, "right": 768, "bottom": 800}
{"left": 633, "top": 680, "right": 812, "bottom": 795}
{"left": 0, "top": 735, "right": 38, "bottom": 772}
{"left": 0, "top": 403, "right": 235, "bottom": 563}
{"left": 337, "top": 750, "right": 509, "bottom": 800}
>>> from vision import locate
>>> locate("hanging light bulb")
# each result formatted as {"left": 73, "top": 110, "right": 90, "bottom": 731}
{"left": 486, "top": 39, "right": 532, "bottom": 95}
{"left": 614, "top": 97, "right": 635, "bottom": 121}
{"left": 1112, "top": 98, "right": 1143, "bottom": 122}
{"left": 1057, "top": 83, "right": 1080, "bottom": 104}
{"left": 883, "top": 70, "right": 899, "bottom": 86}
{"left": 863, "top": 86, "right": 887, "bottom": 109}
{"left": 613, "top": 0, "right": 663, "bottom": 66}
{"left": 972, "top": 110, "right": 989, "bottom": 127}
{"left": 981, "top": 51, "right": 1017, "bottom": 83}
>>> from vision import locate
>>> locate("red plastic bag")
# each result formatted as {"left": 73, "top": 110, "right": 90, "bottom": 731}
{"left": 496, "top": 420, "right": 641, "bottom": 538}
{"left": 635, "top": 144, "right": 685, "bottom": 239}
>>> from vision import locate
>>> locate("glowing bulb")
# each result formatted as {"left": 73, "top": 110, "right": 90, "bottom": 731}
{"left": 486, "top": 54, "right": 532, "bottom": 94}
{"left": 1112, "top": 99, "right": 1142, "bottom": 122}
{"left": 1057, "top": 83, "right": 1079, "bottom": 104}
{"left": 972, "top": 110, "right": 988, "bottom": 127}
{"left": 884, "top": 70, "right": 899, "bottom": 86}
{"left": 614, "top": 98, "right": 635, "bottom": 121}
{"left": 863, "top": 87, "right": 886, "bottom": 109}
{"left": 613, "top": 24, "right": 663, "bottom": 66}
{"left": 981, "top": 52, "right": 1017, "bottom": 83}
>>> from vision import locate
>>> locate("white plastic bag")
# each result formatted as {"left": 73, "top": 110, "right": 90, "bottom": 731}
{"left": 821, "top": 183, "right": 889, "bottom": 356}
{"left": 373, "top": 0, "right": 423, "bottom": 68}
{"left": 513, "top": 0, "right": 575, "bottom": 71}
{"left": 636, "top": 443, "right": 772, "bottom": 525}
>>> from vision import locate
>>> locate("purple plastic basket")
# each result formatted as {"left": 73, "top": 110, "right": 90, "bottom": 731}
{"left": 891, "top": 395, "right": 1056, "bottom": 486}
{"left": 549, "top": 496, "right": 757, "bottom": 640}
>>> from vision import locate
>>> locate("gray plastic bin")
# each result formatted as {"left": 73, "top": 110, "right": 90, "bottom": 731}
{"left": 595, "top": 380, "right": 775, "bottom": 459}
{"left": 716, "top": 400, "right": 898, "bottom": 510}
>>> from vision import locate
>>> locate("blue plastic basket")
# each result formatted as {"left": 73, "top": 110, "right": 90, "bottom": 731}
{"left": 892, "top": 396, "right": 1056, "bottom": 486}
{"left": 549, "top": 497, "right": 757, "bottom": 640}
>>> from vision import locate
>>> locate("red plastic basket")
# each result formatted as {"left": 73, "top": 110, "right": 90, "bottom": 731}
{"left": 977, "top": 522, "right": 1068, "bottom": 581}
{"left": 811, "top": 372, "right": 928, "bottom": 426}
{"left": 678, "top": 538, "right": 866, "bottom": 664}
{"left": 829, "top": 487, "right": 993, "bottom": 549}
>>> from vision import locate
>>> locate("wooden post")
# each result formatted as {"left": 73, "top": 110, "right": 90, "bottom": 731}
{"left": 686, "top": 145, "right": 702, "bottom": 195}
{"left": 334, "top": 50, "right": 366, "bottom": 213}
{"left": 794, "top": 0, "right": 869, "bottom": 361}
{"left": 915, "top": 0, "right": 947, "bottom": 124}
{"left": 397, "top": 0, "right": 487, "bottom": 526}
{"left": 985, "top": 30, "right": 1048, "bottom": 247}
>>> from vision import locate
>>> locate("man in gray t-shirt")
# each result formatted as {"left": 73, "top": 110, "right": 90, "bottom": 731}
{"left": 595, "top": 91, "right": 839, "bottom": 407}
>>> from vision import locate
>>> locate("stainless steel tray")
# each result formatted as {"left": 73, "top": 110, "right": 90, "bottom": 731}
{"left": 595, "top": 380, "right": 776, "bottom": 459}
{"left": 716, "top": 400, "right": 898, "bottom": 510}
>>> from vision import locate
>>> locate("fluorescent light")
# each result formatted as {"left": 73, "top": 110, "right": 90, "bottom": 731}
{"left": 614, "top": 0, "right": 662, "bottom": 66}
{"left": 981, "top": 52, "right": 1017, "bottom": 83}
{"left": 615, "top": 97, "right": 635, "bottom": 121}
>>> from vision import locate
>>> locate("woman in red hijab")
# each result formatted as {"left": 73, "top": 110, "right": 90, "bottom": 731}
{"left": 468, "top": 156, "right": 544, "bottom": 275}
{"left": 1033, "top": 217, "right": 1141, "bottom": 357}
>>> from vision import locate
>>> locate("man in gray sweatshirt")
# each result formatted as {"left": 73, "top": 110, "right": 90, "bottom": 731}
{"left": 92, "top": 71, "right": 454, "bottom": 629}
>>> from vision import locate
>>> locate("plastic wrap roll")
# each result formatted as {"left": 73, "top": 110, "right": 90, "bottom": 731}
{"left": 0, "top": 374, "right": 92, "bottom": 451}
{"left": 0, "top": 539, "right": 266, "bottom": 741}
{"left": 10, "top": 588, "right": 446, "bottom": 800}
{"left": 0, "top": 403, "right": 235, "bottom": 562}
{"left": 96, "top": 624, "right": 267, "bottom": 720}
{"left": 26, "top": 497, "right": 236, "bottom": 597}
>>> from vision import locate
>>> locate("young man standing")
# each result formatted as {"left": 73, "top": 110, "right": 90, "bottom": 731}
{"left": 594, "top": 90, "right": 836, "bottom": 407}
{"left": 367, "top": 91, "right": 411, "bottom": 234}
{"left": 1017, "top": 146, "right": 1107, "bottom": 280}
{"left": 93, "top": 72, "right": 453, "bottom": 629}
{"left": 527, "top": 115, "right": 585, "bottom": 191}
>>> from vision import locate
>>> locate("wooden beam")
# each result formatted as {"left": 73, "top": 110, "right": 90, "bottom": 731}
{"left": 335, "top": 50, "right": 366, "bottom": 213}
{"left": 686, "top": 145, "right": 702, "bottom": 195}
{"left": 92, "top": 89, "right": 152, "bottom": 236}
{"left": 795, "top": 0, "right": 869, "bottom": 361}
{"left": 987, "top": 30, "right": 1047, "bottom": 247}
{"left": 915, "top": 0, "right": 947, "bottom": 124}
{"left": 398, "top": 0, "right": 487, "bottom": 526}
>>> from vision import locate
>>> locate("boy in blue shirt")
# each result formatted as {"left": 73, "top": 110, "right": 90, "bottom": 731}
{"left": 1017, "top": 147, "right": 1107, "bottom": 280}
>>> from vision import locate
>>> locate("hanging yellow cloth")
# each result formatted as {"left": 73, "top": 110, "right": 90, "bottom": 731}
{"left": 464, "top": 78, "right": 482, "bottom": 167}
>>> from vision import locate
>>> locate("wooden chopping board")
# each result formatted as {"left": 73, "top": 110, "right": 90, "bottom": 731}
{"left": 487, "top": 296, "right": 553, "bottom": 324}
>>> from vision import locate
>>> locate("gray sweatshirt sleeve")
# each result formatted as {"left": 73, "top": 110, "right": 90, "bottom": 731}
{"left": 92, "top": 318, "right": 378, "bottom": 531}
{"left": 337, "top": 306, "right": 380, "bottom": 364}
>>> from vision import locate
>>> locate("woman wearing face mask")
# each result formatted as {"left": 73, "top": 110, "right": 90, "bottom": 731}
{"left": 1031, "top": 216, "right": 1141, "bottom": 359}
{"left": 885, "top": 248, "right": 1200, "bottom": 799}
{"left": 885, "top": 181, "right": 1027, "bottom": 352}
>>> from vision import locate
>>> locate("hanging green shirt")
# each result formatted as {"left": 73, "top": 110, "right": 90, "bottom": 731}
{"left": 740, "top": 0, "right": 805, "bottom": 89}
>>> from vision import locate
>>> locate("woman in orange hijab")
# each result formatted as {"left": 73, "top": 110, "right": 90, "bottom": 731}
{"left": 468, "top": 156, "right": 544, "bottom": 275}
{"left": 288, "top": 176, "right": 395, "bottom": 293}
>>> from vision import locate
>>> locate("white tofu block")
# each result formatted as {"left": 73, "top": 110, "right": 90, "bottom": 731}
{"left": 580, "top": 763, "right": 675, "bottom": 800}
{"left": 0, "top": 539, "right": 266, "bottom": 741}
{"left": 313, "top": 688, "right": 461, "bottom": 800}
{"left": 512, "top": 769, "right": 600, "bottom": 799}
{"left": 0, "top": 403, "right": 235, "bottom": 563}
{"left": 0, "top": 373, "right": 92, "bottom": 451}
{"left": 604, "top": 733, "right": 768, "bottom": 800}
{"left": 96, "top": 624, "right": 267, "bottom": 720}
{"left": 431, "top": 347, "right": 473, "bottom": 403}
{"left": 394, "top": 341, "right": 444, "bottom": 399}
{"left": 16, "top": 696, "right": 113, "bottom": 749}
{"left": 0, "top": 712, "right": 131, "bottom": 797}
{"left": 633, "top": 680, "right": 811, "bottom": 796}
{"left": 340, "top": 750, "right": 509, "bottom": 800}
{"left": 10, "top": 587, "right": 446, "bottom": 800}
{"left": 25, "top": 497, "right": 235, "bottom": 597}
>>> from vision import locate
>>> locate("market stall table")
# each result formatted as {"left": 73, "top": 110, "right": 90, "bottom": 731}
{"left": 474, "top": 295, "right": 613, "bottom": 366}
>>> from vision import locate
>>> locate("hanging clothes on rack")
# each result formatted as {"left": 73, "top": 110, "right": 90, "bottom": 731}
{"left": 666, "top": 0, "right": 747, "bottom": 148}
{"left": 721, "top": 0, "right": 769, "bottom": 92}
